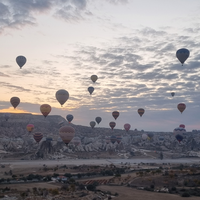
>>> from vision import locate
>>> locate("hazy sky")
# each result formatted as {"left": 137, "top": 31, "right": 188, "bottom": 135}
{"left": 1, "top": 0, "right": 200, "bottom": 132}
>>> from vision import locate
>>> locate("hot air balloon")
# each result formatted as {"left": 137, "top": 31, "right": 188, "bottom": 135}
{"left": 10, "top": 97, "right": 20, "bottom": 109}
{"left": 88, "top": 87, "right": 94, "bottom": 95}
{"left": 112, "top": 111, "right": 119, "bottom": 120}
{"left": 179, "top": 124, "right": 185, "bottom": 128}
{"left": 142, "top": 133, "right": 148, "bottom": 140}
{"left": 175, "top": 134, "right": 183, "bottom": 143}
{"left": 176, "top": 48, "right": 190, "bottom": 65}
{"left": 71, "top": 137, "right": 81, "bottom": 146}
{"left": 147, "top": 133, "right": 154, "bottom": 140}
{"left": 46, "top": 137, "right": 53, "bottom": 141}
{"left": 59, "top": 126, "right": 75, "bottom": 146}
{"left": 173, "top": 127, "right": 186, "bottom": 136}
{"left": 16, "top": 56, "right": 26, "bottom": 69}
{"left": 91, "top": 75, "right": 98, "bottom": 83}
{"left": 124, "top": 123, "right": 131, "bottom": 132}
{"left": 4, "top": 113, "right": 10, "bottom": 121}
{"left": 66, "top": 114, "right": 73, "bottom": 123}
{"left": 40, "top": 104, "right": 51, "bottom": 118}
{"left": 26, "top": 124, "right": 34, "bottom": 133}
{"left": 33, "top": 132, "right": 43, "bottom": 143}
{"left": 95, "top": 117, "right": 102, "bottom": 124}
{"left": 116, "top": 135, "right": 122, "bottom": 144}
{"left": 177, "top": 103, "right": 186, "bottom": 114}
{"left": 138, "top": 108, "right": 145, "bottom": 117}
{"left": 109, "top": 122, "right": 116, "bottom": 130}
{"left": 171, "top": 92, "right": 175, "bottom": 97}
{"left": 90, "top": 121, "right": 96, "bottom": 129}
{"left": 56, "top": 89, "right": 69, "bottom": 106}
{"left": 110, "top": 135, "right": 116, "bottom": 144}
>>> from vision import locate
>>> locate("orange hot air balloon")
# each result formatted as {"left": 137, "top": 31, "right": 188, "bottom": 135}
{"left": 138, "top": 108, "right": 145, "bottom": 117}
{"left": 112, "top": 111, "right": 119, "bottom": 120}
{"left": 177, "top": 103, "right": 186, "bottom": 114}
{"left": 59, "top": 126, "right": 75, "bottom": 146}
{"left": 33, "top": 132, "right": 43, "bottom": 143}
{"left": 109, "top": 122, "right": 116, "bottom": 130}
{"left": 26, "top": 124, "right": 34, "bottom": 133}
{"left": 10, "top": 97, "right": 20, "bottom": 109}
{"left": 40, "top": 104, "right": 51, "bottom": 118}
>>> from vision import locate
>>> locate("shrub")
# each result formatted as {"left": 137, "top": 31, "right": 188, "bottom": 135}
{"left": 181, "top": 192, "right": 190, "bottom": 197}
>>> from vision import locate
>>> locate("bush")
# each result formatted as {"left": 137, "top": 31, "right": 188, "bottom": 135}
{"left": 181, "top": 192, "right": 190, "bottom": 197}
{"left": 171, "top": 187, "right": 176, "bottom": 191}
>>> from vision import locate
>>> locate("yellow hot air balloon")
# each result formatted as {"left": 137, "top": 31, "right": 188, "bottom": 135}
{"left": 59, "top": 126, "right": 75, "bottom": 146}
{"left": 10, "top": 97, "right": 20, "bottom": 109}
{"left": 91, "top": 75, "right": 98, "bottom": 83}
{"left": 56, "top": 89, "right": 69, "bottom": 106}
{"left": 26, "top": 124, "right": 34, "bottom": 133}
{"left": 40, "top": 104, "right": 51, "bottom": 118}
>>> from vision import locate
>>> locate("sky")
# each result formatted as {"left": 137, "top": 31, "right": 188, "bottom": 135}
{"left": 1, "top": 0, "right": 200, "bottom": 132}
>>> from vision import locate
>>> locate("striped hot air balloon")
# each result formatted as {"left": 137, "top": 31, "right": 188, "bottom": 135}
{"left": 138, "top": 108, "right": 145, "bottom": 117}
{"left": 177, "top": 103, "right": 186, "bottom": 114}
{"left": 40, "top": 104, "right": 51, "bottom": 118}
{"left": 33, "top": 132, "right": 43, "bottom": 143}
{"left": 109, "top": 122, "right": 116, "bottom": 130}
{"left": 59, "top": 126, "right": 75, "bottom": 146}
{"left": 10, "top": 97, "right": 20, "bottom": 109}
{"left": 112, "top": 111, "right": 119, "bottom": 120}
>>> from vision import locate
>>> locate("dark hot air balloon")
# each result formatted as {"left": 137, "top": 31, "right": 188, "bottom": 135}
{"left": 16, "top": 56, "right": 26, "bottom": 69}
{"left": 112, "top": 111, "right": 119, "bottom": 120}
{"left": 10, "top": 97, "right": 20, "bottom": 109}
{"left": 109, "top": 122, "right": 116, "bottom": 130}
{"left": 59, "top": 126, "right": 75, "bottom": 146}
{"left": 176, "top": 48, "right": 190, "bottom": 65}
{"left": 138, "top": 108, "right": 145, "bottom": 117}
{"left": 177, "top": 103, "right": 186, "bottom": 114}
{"left": 66, "top": 114, "right": 74, "bottom": 123}
{"left": 95, "top": 117, "right": 102, "bottom": 124}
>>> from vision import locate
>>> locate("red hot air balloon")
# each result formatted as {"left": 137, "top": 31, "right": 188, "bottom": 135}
{"left": 179, "top": 124, "right": 185, "bottom": 128}
{"left": 33, "top": 132, "right": 43, "bottom": 143}
{"left": 138, "top": 108, "right": 145, "bottom": 117}
{"left": 109, "top": 122, "right": 116, "bottom": 130}
{"left": 59, "top": 126, "right": 75, "bottom": 146}
{"left": 124, "top": 123, "right": 131, "bottom": 132}
{"left": 10, "top": 97, "right": 20, "bottom": 109}
{"left": 40, "top": 104, "right": 51, "bottom": 118}
{"left": 26, "top": 124, "right": 34, "bottom": 133}
{"left": 177, "top": 103, "right": 186, "bottom": 114}
{"left": 112, "top": 111, "right": 119, "bottom": 120}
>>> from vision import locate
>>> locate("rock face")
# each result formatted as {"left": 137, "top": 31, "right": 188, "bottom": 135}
{"left": 1, "top": 113, "right": 200, "bottom": 160}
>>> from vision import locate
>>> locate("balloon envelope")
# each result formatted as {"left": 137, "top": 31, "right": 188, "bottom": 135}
{"left": 124, "top": 123, "right": 131, "bottom": 132}
{"left": 179, "top": 124, "right": 185, "bottom": 128}
{"left": 91, "top": 75, "right": 98, "bottom": 83}
{"left": 71, "top": 136, "right": 81, "bottom": 146}
{"left": 110, "top": 135, "right": 117, "bottom": 144}
{"left": 56, "top": 89, "right": 69, "bottom": 106}
{"left": 138, "top": 108, "right": 145, "bottom": 117}
{"left": 66, "top": 114, "right": 73, "bottom": 123}
{"left": 90, "top": 121, "right": 96, "bottom": 128}
{"left": 116, "top": 135, "right": 122, "bottom": 144}
{"left": 40, "top": 104, "right": 51, "bottom": 117}
{"left": 95, "top": 117, "right": 102, "bottom": 124}
{"left": 109, "top": 122, "right": 116, "bottom": 130}
{"left": 176, "top": 48, "right": 190, "bottom": 65}
{"left": 112, "top": 111, "right": 119, "bottom": 120}
{"left": 177, "top": 103, "right": 186, "bottom": 113}
{"left": 59, "top": 126, "right": 75, "bottom": 145}
{"left": 173, "top": 127, "right": 186, "bottom": 136}
{"left": 10, "top": 97, "right": 20, "bottom": 109}
{"left": 4, "top": 113, "right": 10, "bottom": 121}
{"left": 142, "top": 133, "right": 148, "bottom": 140}
{"left": 171, "top": 92, "right": 175, "bottom": 97}
{"left": 175, "top": 134, "right": 183, "bottom": 143}
{"left": 16, "top": 56, "right": 26, "bottom": 69}
{"left": 88, "top": 87, "right": 94, "bottom": 95}
{"left": 26, "top": 124, "right": 34, "bottom": 133}
{"left": 33, "top": 132, "right": 43, "bottom": 143}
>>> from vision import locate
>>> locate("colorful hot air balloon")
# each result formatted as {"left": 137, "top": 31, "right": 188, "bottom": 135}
{"left": 10, "top": 97, "right": 20, "bottom": 109}
{"left": 112, "top": 111, "right": 119, "bottom": 120}
{"left": 176, "top": 48, "right": 190, "bottom": 65}
{"left": 179, "top": 124, "right": 185, "bottom": 128}
{"left": 110, "top": 135, "right": 117, "bottom": 144}
{"left": 124, "top": 123, "right": 131, "bottom": 132}
{"left": 71, "top": 137, "right": 81, "bottom": 146}
{"left": 91, "top": 75, "right": 98, "bottom": 83}
{"left": 116, "top": 135, "right": 122, "bottom": 144}
{"left": 16, "top": 56, "right": 26, "bottom": 69}
{"left": 40, "top": 104, "right": 51, "bottom": 118}
{"left": 90, "top": 121, "right": 96, "bottom": 129}
{"left": 147, "top": 133, "right": 154, "bottom": 140}
{"left": 138, "top": 108, "right": 145, "bottom": 117}
{"left": 177, "top": 103, "right": 186, "bottom": 114}
{"left": 109, "top": 122, "right": 116, "bottom": 130}
{"left": 33, "top": 132, "right": 43, "bottom": 143}
{"left": 26, "top": 124, "right": 34, "bottom": 133}
{"left": 142, "top": 133, "right": 148, "bottom": 140}
{"left": 88, "top": 87, "right": 94, "bottom": 95}
{"left": 95, "top": 117, "right": 102, "bottom": 124}
{"left": 66, "top": 114, "right": 73, "bottom": 123}
{"left": 171, "top": 92, "right": 175, "bottom": 97}
{"left": 4, "top": 113, "right": 10, "bottom": 121}
{"left": 59, "top": 126, "right": 75, "bottom": 146}
{"left": 173, "top": 127, "right": 186, "bottom": 136}
{"left": 56, "top": 89, "right": 69, "bottom": 106}
{"left": 175, "top": 134, "right": 183, "bottom": 143}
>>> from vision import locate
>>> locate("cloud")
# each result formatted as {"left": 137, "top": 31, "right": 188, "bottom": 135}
{"left": 0, "top": 72, "right": 9, "bottom": 77}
